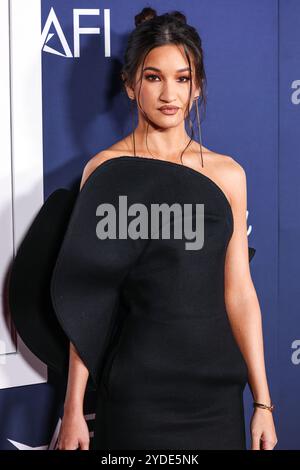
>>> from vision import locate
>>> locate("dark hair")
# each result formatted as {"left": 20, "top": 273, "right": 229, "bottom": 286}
{"left": 121, "top": 6, "right": 207, "bottom": 161}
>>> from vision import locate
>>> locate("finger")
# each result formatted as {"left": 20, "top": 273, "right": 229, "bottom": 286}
{"left": 251, "top": 434, "right": 261, "bottom": 450}
{"left": 56, "top": 442, "right": 78, "bottom": 450}
{"left": 79, "top": 440, "right": 90, "bottom": 450}
{"left": 261, "top": 439, "right": 273, "bottom": 450}
{"left": 62, "top": 445, "right": 79, "bottom": 450}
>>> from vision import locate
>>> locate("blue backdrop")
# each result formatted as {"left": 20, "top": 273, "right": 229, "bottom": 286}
{"left": 1, "top": 0, "right": 299, "bottom": 450}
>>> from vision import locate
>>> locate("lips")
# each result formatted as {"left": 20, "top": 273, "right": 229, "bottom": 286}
{"left": 159, "top": 106, "right": 179, "bottom": 111}
{"left": 158, "top": 106, "right": 179, "bottom": 115}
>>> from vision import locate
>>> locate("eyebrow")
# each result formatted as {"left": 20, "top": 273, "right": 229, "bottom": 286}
{"left": 143, "top": 66, "right": 191, "bottom": 73}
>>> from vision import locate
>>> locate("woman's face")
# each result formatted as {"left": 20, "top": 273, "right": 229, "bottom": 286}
{"left": 128, "top": 44, "right": 200, "bottom": 129}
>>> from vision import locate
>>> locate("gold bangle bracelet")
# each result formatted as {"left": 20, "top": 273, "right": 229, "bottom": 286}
{"left": 253, "top": 401, "right": 274, "bottom": 412}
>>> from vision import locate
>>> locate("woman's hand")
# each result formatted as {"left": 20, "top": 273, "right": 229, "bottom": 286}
{"left": 55, "top": 407, "right": 90, "bottom": 450}
{"left": 250, "top": 407, "right": 278, "bottom": 450}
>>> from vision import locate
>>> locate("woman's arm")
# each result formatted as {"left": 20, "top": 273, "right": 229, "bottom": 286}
{"left": 56, "top": 162, "right": 101, "bottom": 450}
{"left": 223, "top": 158, "right": 278, "bottom": 450}
{"left": 55, "top": 343, "right": 90, "bottom": 450}
{"left": 63, "top": 342, "right": 89, "bottom": 414}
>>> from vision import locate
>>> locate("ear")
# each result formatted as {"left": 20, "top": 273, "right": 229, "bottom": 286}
{"left": 121, "top": 73, "right": 135, "bottom": 101}
{"left": 193, "top": 85, "right": 201, "bottom": 101}
{"left": 193, "top": 76, "right": 203, "bottom": 101}
{"left": 124, "top": 84, "right": 135, "bottom": 101}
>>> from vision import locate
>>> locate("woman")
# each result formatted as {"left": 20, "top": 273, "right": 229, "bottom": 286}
{"left": 54, "top": 7, "right": 277, "bottom": 450}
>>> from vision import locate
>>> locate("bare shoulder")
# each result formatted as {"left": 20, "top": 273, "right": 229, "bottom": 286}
{"left": 222, "top": 154, "right": 246, "bottom": 196}
{"left": 80, "top": 146, "right": 126, "bottom": 190}
{"left": 214, "top": 152, "right": 247, "bottom": 205}
{"left": 203, "top": 149, "right": 247, "bottom": 205}
{"left": 215, "top": 152, "right": 245, "bottom": 184}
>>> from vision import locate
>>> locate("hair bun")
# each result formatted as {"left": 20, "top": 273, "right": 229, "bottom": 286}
{"left": 169, "top": 11, "right": 187, "bottom": 24}
{"left": 135, "top": 7, "right": 157, "bottom": 27}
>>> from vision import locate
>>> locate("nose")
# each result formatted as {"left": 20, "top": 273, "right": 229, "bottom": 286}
{"left": 159, "top": 79, "right": 177, "bottom": 103}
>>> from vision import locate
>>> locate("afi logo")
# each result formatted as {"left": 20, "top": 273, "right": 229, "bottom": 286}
{"left": 41, "top": 7, "right": 111, "bottom": 58}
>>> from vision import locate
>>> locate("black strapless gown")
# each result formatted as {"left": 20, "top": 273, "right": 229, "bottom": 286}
{"left": 50, "top": 156, "right": 249, "bottom": 450}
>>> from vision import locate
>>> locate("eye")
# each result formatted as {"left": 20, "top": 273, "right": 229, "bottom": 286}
{"left": 178, "top": 76, "right": 191, "bottom": 83}
{"left": 144, "top": 74, "right": 160, "bottom": 81}
{"left": 144, "top": 74, "right": 191, "bottom": 83}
